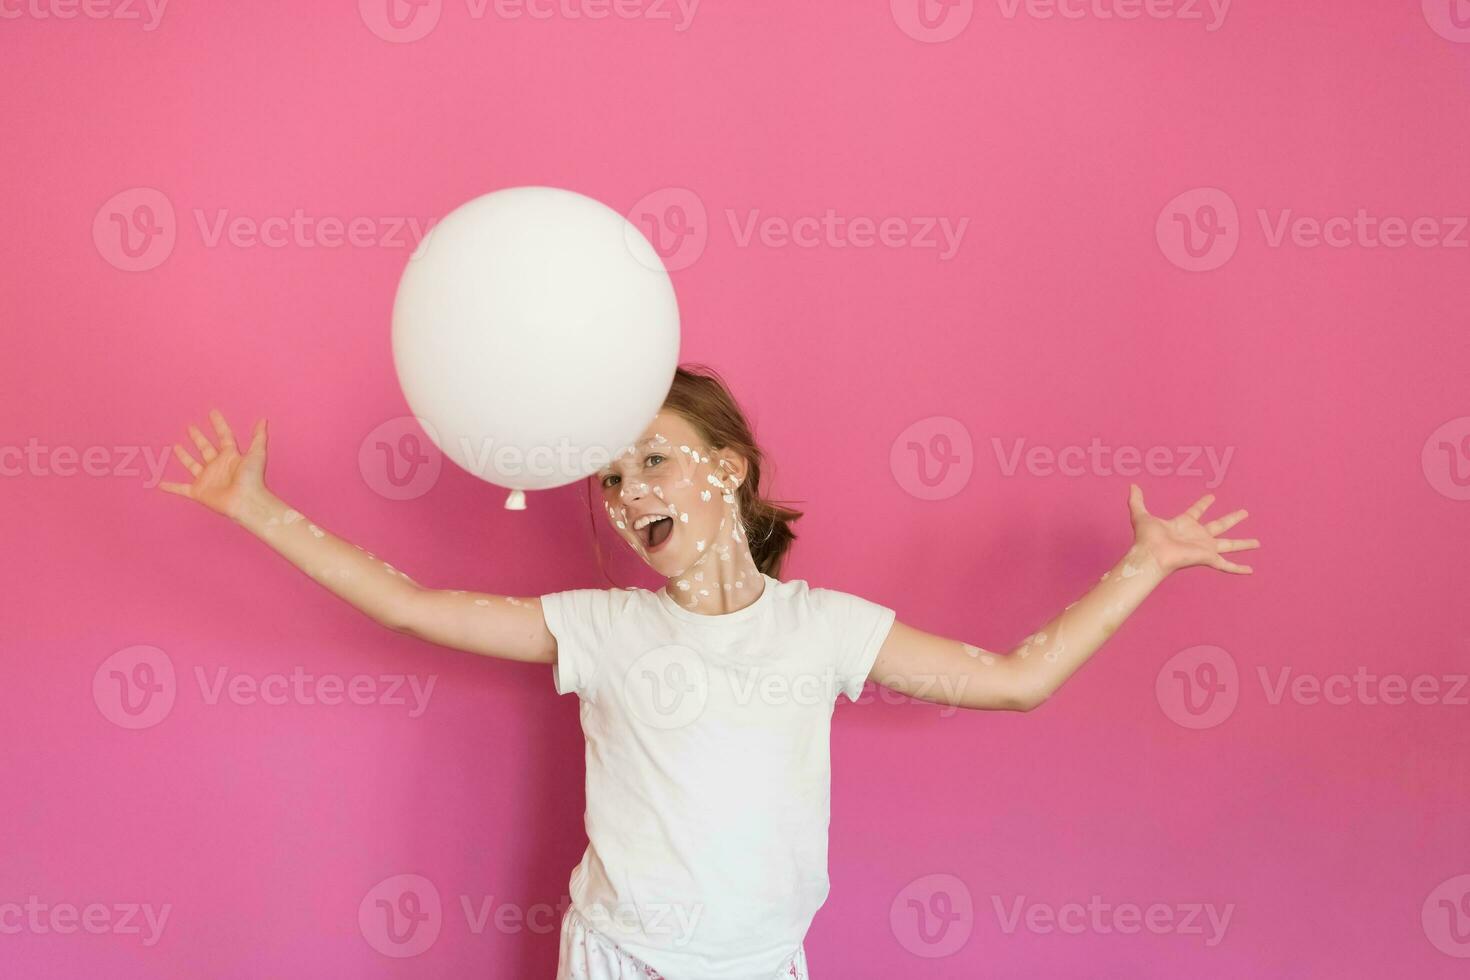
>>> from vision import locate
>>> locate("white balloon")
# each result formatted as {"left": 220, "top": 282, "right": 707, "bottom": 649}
{"left": 391, "top": 186, "right": 680, "bottom": 502}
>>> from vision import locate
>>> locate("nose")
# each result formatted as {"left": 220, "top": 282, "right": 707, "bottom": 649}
{"left": 620, "top": 479, "right": 651, "bottom": 502}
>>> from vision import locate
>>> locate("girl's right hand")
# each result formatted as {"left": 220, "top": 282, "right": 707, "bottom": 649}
{"left": 159, "top": 409, "right": 269, "bottom": 521}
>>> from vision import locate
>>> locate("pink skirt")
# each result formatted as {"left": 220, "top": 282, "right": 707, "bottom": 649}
{"left": 555, "top": 904, "right": 810, "bottom": 979}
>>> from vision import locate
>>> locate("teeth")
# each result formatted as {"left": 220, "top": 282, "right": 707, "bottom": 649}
{"left": 633, "top": 514, "right": 671, "bottom": 530}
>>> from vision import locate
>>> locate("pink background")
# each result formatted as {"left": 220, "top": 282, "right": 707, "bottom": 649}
{"left": 4, "top": 0, "right": 1469, "bottom": 976}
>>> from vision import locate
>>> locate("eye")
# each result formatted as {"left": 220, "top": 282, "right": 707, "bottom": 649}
{"left": 645, "top": 453, "right": 666, "bottom": 467}
{"left": 599, "top": 473, "right": 620, "bottom": 489}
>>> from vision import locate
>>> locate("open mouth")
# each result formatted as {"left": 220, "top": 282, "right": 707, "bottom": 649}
{"left": 634, "top": 514, "right": 675, "bottom": 552}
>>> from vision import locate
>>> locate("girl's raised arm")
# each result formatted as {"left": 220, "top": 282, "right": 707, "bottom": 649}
{"left": 159, "top": 410, "right": 555, "bottom": 665}
{"left": 866, "top": 484, "right": 1259, "bottom": 712}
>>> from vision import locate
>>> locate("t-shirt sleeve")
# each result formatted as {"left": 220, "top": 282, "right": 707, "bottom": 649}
{"left": 538, "top": 588, "right": 614, "bottom": 701}
{"left": 812, "top": 587, "right": 898, "bottom": 702}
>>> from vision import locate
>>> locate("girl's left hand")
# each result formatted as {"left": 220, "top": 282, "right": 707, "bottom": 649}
{"left": 1128, "top": 483, "right": 1259, "bottom": 575}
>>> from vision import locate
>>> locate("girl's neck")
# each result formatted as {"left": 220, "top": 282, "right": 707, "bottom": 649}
{"left": 663, "top": 527, "right": 765, "bottom": 616}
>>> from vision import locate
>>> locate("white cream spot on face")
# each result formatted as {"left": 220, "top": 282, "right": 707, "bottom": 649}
{"left": 700, "top": 490, "right": 711, "bottom": 501}
{"left": 676, "top": 580, "right": 690, "bottom": 591}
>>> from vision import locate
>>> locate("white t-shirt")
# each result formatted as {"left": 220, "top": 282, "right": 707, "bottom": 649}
{"left": 539, "top": 572, "right": 896, "bottom": 980}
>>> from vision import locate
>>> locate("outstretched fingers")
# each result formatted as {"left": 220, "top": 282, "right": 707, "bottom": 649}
{"left": 1205, "top": 508, "right": 1248, "bottom": 535}
{"left": 172, "top": 442, "right": 202, "bottom": 478}
{"left": 1184, "top": 493, "right": 1216, "bottom": 522}
{"left": 1215, "top": 537, "right": 1260, "bottom": 554}
{"left": 210, "top": 408, "right": 237, "bottom": 454}
{"left": 188, "top": 422, "right": 217, "bottom": 463}
{"left": 246, "top": 418, "right": 267, "bottom": 458}
{"left": 1128, "top": 483, "right": 1149, "bottom": 519}
{"left": 1210, "top": 554, "right": 1253, "bottom": 574}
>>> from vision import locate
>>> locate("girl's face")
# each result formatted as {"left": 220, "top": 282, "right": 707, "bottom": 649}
{"left": 596, "top": 411, "right": 747, "bottom": 578}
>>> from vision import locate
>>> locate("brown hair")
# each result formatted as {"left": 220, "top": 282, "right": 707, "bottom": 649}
{"left": 587, "top": 362, "right": 803, "bottom": 578}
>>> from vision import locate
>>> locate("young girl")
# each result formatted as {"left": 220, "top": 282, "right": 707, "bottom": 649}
{"left": 160, "top": 364, "right": 1258, "bottom": 980}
